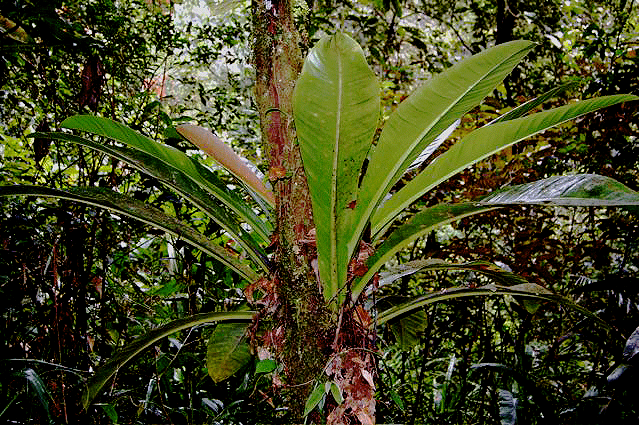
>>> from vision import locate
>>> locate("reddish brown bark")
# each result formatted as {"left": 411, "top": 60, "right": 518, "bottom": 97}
{"left": 251, "top": 0, "right": 333, "bottom": 418}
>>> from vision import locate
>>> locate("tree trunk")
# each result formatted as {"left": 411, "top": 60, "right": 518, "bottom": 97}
{"left": 252, "top": 0, "right": 333, "bottom": 419}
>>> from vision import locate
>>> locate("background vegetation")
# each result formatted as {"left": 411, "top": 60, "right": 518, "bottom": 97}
{"left": 1, "top": 0, "right": 637, "bottom": 423}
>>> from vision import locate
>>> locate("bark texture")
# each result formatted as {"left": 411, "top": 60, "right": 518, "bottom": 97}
{"left": 252, "top": 0, "right": 333, "bottom": 418}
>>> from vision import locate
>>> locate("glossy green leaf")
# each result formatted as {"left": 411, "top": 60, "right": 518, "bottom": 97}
{"left": 37, "top": 131, "right": 270, "bottom": 272}
{"left": 0, "top": 185, "right": 260, "bottom": 282}
{"left": 206, "top": 322, "right": 253, "bottom": 383}
{"left": 480, "top": 174, "right": 639, "bottom": 207}
{"left": 373, "top": 94, "right": 638, "bottom": 235}
{"left": 255, "top": 359, "right": 277, "bottom": 374}
{"left": 83, "top": 311, "right": 255, "bottom": 407}
{"left": 330, "top": 382, "right": 344, "bottom": 405}
{"left": 303, "top": 381, "right": 328, "bottom": 417}
{"left": 59, "top": 116, "right": 273, "bottom": 240}
{"left": 293, "top": 33, "right": 379, "bottom": 306}
{"left": 355, "top": 174, "right": 639, "bottom": 301}
{"left": 353, "top": 41, "right": 535, "bottom": 255}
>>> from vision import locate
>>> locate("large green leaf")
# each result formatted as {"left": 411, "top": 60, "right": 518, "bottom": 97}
{"left": 83, "top": 311, "right": 255, "bottom": 407}
{"left": 351, "top": 41, "right": 536, "bottom": 258}
{"left": 0, "top": 185, "right": 260, "bottom": 282}
{"left": 206, "top": 322, "right": 253, "bottom": 383}
{"left": 59, "top": 116, "right": 273, "bottom": 240}
{"left": 372, "top": 94, "right": 638, "bottom": 235}
{"left": 376, "top": 283, "right": 610, "bottom": 331}
{"left": 488, "top": 80, "right": 580, "bottom": 124}
{"left": 354, "top": 173, "right": 639, "bottom": 301}
{"left": 293, "top": 33, "right": 379, "bottom": 306}
{"left": 36, "top": 131, "right": 270, "bottom": 272}
{"left": 480, "top": 174, "right": 639, "bottom": 207}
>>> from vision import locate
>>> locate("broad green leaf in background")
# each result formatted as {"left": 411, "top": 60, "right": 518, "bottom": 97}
{"left": 293, "top": 33, "right": 379, "bottom": 306}
{"left": 0, "top": 185, "right": 260, "bottom": 282}
{"left": 372, "top": 94, "right": 639, "bottom": 236}
{"left": 351, "top": 41, "right": 536, "bottom": 259}
{"left": 36, "top": 131, "right": 271, "bottom": 271}
{"left": 206, "top": 322, "right": 253, "bottom": 383}
{"left": 59, "top": 116, "right": 273, "bottom": 238}
{"left": 82, "top": 311, "right": 255, "bottom": 407}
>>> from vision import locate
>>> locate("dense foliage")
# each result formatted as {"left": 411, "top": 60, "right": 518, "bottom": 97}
{"left": 1, "top": 0, "right": 638, "bottom": 424}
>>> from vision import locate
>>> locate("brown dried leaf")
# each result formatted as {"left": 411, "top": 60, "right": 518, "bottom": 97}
{"left": 176, "top": 124, "right": 275, "bottom": 205}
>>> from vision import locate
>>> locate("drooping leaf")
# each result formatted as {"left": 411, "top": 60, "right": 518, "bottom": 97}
{"left": 176, "top": 124, "right": 275, "bottom": 206}
{"left": 83, "top": 311, "right": 255, "bottom": 407}
{"left": 373, "top": 94, "right": 639, "bottom": 235}
{"left": 0, "top": 185, "right": 260, "bottom": 282}
{"left": 355, "top": 173, "right": 639, "bottom": 301}
{"left": 293, "top": 33, "right": 379, "bottom": 306}
{"left": 59, "top": 116, "right": 273, "bottom": 237}
{"left": 206, "top": 321, "right": 253, "bottom": 383}
{"left": 377, "top": 259, "right": 528, "bottom": 291}
{"left": 352, "top": 203, "right": 496, "bottom": 302}
{"left": 353, "top": 40, "right": 536, "bottom": 254}
{"left": 498, "top": 389, "right": 518, "bottom": 425}
{"left": 23, "top": 368, "right": 52, "bottom": 420}
{"left": 376, "top": 284, "right": 609, "bottom": 332}
{"left": 36, "top": 131, "right": 270, "bottom": 271}
{"left": 480, "top": 174, "right": 639, "bottom": 207}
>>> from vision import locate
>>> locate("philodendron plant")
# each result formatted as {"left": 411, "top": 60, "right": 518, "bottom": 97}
{"left": 2, "top": 33, "right": 638, "bottom": 421}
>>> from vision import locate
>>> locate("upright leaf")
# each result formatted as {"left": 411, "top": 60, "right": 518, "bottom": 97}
{"left": 293, "top": 33, "right": 379, "bottom": 305}
{"left": 351, "top": 41, "right": 536, "bottom": 256}
{"left": 372, "top": 94, "right": 638, "bottom": 236}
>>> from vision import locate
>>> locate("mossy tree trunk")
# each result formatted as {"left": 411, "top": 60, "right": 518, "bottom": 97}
{"left": 252, "top": 0, "right": 334, "bottom": 419}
